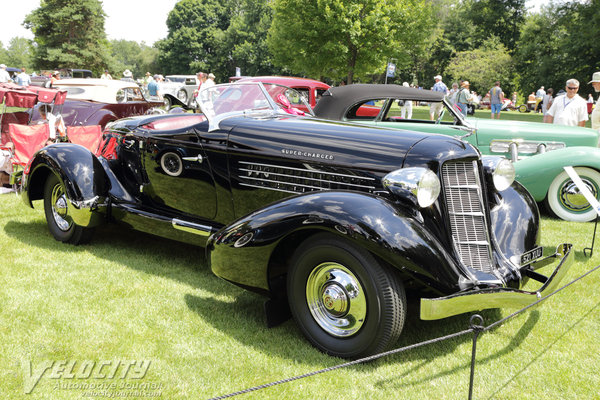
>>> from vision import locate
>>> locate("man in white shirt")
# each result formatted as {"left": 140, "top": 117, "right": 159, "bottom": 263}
{"left": 589, "top": 72, "right": 600, "bottom": 131}
{"left": 0, "top": 64, "right": 11, "bottom": 83}
{"left": 544, "top": 79, "right": 588, "bottom": 127}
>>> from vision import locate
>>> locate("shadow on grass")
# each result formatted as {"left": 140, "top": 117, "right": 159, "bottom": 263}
{"left": 485, "top": 300, "right": 600, "bottom": 399}
{"left": 374, "top": 309, "right": 540, "bottom": 391}
{"left": 1, "top": 219, "right": 550, "bottom": 369}
{"left": 3, "top": 220, "right": 240, "bottom": 295}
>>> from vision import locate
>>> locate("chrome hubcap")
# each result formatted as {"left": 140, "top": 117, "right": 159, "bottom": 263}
{"left": 51, "top": 184, "right": 71, "bottom": 231}
{"left": 560, "top": 178, "right": 597, "bottom": 211}
{"left": 306, "top": 262, "right": 366, "bottom": 337}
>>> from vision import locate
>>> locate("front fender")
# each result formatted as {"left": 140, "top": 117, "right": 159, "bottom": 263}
{"left": 514, "top": 147, "right": 600, "bottom": 201}
{"left": 207, "top": 191, "right": 464, "bottom": 296}
{"left": 22, "top": 143, "right": 110, "bottom": 227}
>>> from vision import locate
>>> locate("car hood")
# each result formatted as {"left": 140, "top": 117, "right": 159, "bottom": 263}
{"left": 222, "top": 115, "right": 479, "bottom": 173}
{"left": 466, "top": 117, "right": 599, "bottom": 147}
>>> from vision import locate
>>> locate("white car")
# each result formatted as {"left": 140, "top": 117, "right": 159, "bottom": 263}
{"left": 160, "top": 75, "right": 199, "bottom": 109}
{"left": 52, "top": 78, "right": 151, "bottom": 104}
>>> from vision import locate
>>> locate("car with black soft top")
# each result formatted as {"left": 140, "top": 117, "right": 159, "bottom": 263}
{"left": 21, "top": 82, "right": 572, "bottom": 359}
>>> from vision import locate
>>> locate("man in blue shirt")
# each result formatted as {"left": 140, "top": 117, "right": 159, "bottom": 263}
{"left": 147, "top": 75, "right": 160, "bottom": 100}
{"left": 430, "top": 75, "right": 448, "bottom": 120}
{"left": 15, "top": 68, "right": 31, "bottom": 86}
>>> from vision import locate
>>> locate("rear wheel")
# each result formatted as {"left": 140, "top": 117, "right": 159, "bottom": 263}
{"left": 518, "top": 104, "right": 529, "bottom": 113}
{"left": 43, "top": 174, "right": 93, "bottom": 244}
{"left": 287, "top": 233, "right": 406, "bottom": 359}
{"left": 545, "top": 167, "right": 600, "bottom": 222}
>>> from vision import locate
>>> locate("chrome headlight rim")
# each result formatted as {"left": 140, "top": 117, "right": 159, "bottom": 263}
{"left": 482, "top": 156, "right": 515, "bottom": 191}
{"left": 383, "top": 167, "right": 441, "bottom": 208}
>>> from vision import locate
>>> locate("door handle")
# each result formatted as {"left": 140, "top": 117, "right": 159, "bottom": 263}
{"left": 182, "top": 155, "right": 203, "bottom": 163}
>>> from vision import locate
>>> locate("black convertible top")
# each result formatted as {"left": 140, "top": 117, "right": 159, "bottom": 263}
{"left": 313, "top": 84, "right": 445, "bottom": 120}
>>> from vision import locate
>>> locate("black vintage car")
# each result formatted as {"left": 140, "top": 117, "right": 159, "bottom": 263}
{"left": 21, "top": 82, "right": 572, "bottom": 359}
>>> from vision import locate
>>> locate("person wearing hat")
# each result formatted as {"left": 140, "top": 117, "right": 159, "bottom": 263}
{"left": 545, "top": 78, "right": 588, "bottom": 127}
{"left": 49, "top": 71, "right": 60, "bottom": 88}
{"left": 456, "top": 81, "right": 472, "bottom": 117}
{"left": 430, "top": 75, "right": 448, "bottom": 120}
{"left": 121, "top": 69, "right": 135, "bottom": 83}
{"left": 589, "top": 72, "right": 600, "bottom": 131}
{"left": 0, "top": 64, "right": 11, "bottom": 83}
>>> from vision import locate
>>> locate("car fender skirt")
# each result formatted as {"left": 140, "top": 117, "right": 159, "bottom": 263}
{"left": 420, "top": 243, "right": 573, "bottom": 320}
{"left": 208, "top": 191, "right": 464, "bottom": 294}
{"left": 22, "top": 143, "right": 109, "bottom": 227}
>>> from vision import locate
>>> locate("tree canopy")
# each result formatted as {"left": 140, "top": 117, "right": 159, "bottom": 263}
{"left": 24, "top": 0, "right": 110, "bottom": 74}
{"left": 267, "top": 0, "right": 435, "bottom": 84}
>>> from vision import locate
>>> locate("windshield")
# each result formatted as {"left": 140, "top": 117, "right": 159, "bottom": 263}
{"left": 198, "top": 82, "right": 312, "bottom": 131}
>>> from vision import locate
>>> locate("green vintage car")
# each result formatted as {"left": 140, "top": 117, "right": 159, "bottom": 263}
{"left": 314, "top": 84, "right": 600, "bottom": 222}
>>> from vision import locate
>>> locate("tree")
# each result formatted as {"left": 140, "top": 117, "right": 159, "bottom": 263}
{"left": 267, "top": 0, "right": 434, "bottom": 84}
{"left": 107, "top": 40, "right": 159, "bottom": 80}
{"left": 217, "top": 0, "right": 282, "bottom": 78}
{"left": 468, "top": 0, "right": 526, "bottom": 52}
{"left": 24, "top": 0, "right": 111, "bottom": 74}
{"left": 5, "top": 38, "right": 34, "bottom": 70}
{"left": 445, "top": 37, "right": 515, "bottom": 95}
{"left": 514, "top": 0, "right": 600, "bottom": 98}
{"left": 157, "top": 0, "right": 230, "bottom": 77}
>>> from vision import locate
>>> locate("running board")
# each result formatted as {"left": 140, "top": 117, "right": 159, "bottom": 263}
{"left": 112, "top": 203, "right": 219, "bottom": 245}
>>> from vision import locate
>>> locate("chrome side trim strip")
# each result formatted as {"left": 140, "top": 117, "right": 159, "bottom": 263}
{"left": 172, "top": 218, "right": 213, "bottom": 237}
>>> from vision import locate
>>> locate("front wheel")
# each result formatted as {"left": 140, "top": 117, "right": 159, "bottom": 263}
{"left": 518, "top": 104, "right": 529, "bottom": 113}
{"left": 43, "top": 174, "right": 93, "bottom": 244}
{"left": 177, "top": 89, "right": 188, "bottom": 104}
{"left": 287, "top": 233, "right": 406, "bottom": 359}
{"left": 545, "top": 167, "right": 600, "bottom": 222}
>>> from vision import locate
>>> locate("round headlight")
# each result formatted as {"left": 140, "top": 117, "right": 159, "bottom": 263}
{"left": 492, "top": 158, "right": 515, "bottom": 191}
{"left": 383, "top": 168, "right": 441, "bottom": 208}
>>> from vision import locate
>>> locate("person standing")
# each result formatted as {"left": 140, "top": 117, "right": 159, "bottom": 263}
{"left": 400, "top": 82, "right": 413, "bottom": 119}
{"left": 535, "top": 86, "right": 545, "bottom": 113}
{"left": 101, "top": 70, "right": 112, "bottom": 79}
{"left": 0, "top": 64, "right": 11, "bottom": 83}
{"left": 541, "top": 88, "right": 554, "bottom": 115}
{"left": 488, "top": 81, "right": 504, "bottom": 119}
{"left": 15, "top": 68, "right": 31, "bottom": 86}
{"left": 430, "top": 75, "right": 448, "bottom": 120}
{"left": 456, "top": 81, "right": 471, "bottom": 117}
{"left": 589, "top": 72, "right": 600, "bottom": 131}
{"left": 147, "top": 75, "right": 161, "bottom": 100}
{"left": 544, "top": 79, "right": 588, "bottom": 127}
{"left": 121, "top": 69, "right": 135, "bottom": 83}
{"left": 49, "top": 71, "right": 60, "bottom": 88}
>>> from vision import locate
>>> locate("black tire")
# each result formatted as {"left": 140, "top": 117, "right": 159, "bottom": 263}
{"left": 287, "top": 233, "right": 406, "bottom": 359}
{"left": 163, "top": 96, "right": 172, "bottom": 110}
{"left": 518, "top": 104, "right": 529, "bottom": 113}
{"left": 43, "top": 173, "right": 93, "bottom": 245}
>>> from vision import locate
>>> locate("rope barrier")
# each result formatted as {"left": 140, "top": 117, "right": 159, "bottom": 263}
{"left": 207, "top": 263, "right": 600, "bottom": 400}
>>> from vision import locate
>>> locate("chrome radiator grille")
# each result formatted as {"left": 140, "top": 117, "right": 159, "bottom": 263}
{"left": 238, "top": 161, "right": 376, "bottom": 194}
{"left": 442, "top": 161, "right": 494, "bottom": 273}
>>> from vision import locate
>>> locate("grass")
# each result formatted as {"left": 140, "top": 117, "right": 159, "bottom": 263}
{"left": 1, "top": 192, "right": 599, "bottom": 399}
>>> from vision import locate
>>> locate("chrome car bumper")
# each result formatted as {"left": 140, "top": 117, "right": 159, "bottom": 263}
{"left": 420, "top": 243, "right": 573, "bottom": 320}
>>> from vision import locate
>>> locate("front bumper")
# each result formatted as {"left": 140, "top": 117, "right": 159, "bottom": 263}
{"left": 420, "top": 243, "right": 573, "bottom": 320}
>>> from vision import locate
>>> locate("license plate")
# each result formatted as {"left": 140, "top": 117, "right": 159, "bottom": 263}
{"left": 521, "top": 246, "right": 543, "bottom": 266}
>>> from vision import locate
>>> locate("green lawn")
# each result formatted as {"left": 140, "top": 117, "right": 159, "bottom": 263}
{"left": 1, "top": 193, "right": 599, "bottom": 399}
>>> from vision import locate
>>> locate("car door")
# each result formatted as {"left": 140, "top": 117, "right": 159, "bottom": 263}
{"left": 142, "top": 123, "right": 217, "bottom": 220}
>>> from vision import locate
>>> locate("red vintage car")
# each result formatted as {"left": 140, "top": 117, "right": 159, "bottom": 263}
{"left": 234, "top": 76, "right": 330, "bottom": 111}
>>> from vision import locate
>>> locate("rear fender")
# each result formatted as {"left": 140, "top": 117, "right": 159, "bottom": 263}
{"left": 22, "top": 143, "right": 110, "bottom": 227}
{"left": 207, "top": 191, "right": 463, "bottom": 296}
